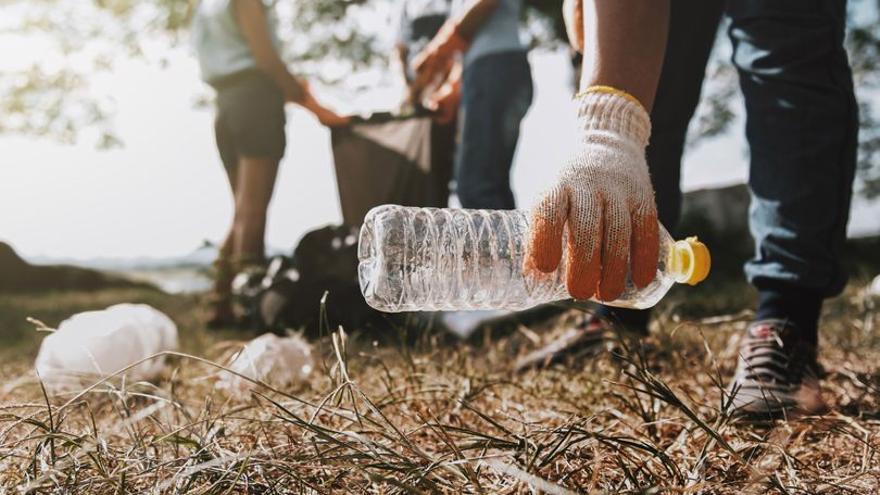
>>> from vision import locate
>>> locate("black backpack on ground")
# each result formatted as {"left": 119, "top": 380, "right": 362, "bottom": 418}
{"left": 231, "top": 225, "right": 564, "bottom": 340}
{"left": 233, "top": 225, "right": 389, "bottom": 337}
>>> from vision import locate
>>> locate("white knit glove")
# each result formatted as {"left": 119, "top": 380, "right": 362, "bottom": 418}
{"left": 526, "top": 89, "right": 659, "bottom": 302}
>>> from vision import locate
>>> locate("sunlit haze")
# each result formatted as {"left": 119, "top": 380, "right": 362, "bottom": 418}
{"left": 1, "top": 44, "right": 877, "bottom": 262}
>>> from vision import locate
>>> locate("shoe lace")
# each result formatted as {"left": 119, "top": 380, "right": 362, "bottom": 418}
{"left": 738, "top": 324, "right": 795, "bottom": 386}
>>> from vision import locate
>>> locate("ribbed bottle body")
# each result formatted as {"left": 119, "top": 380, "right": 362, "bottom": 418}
{"left": 358, "top": 205, "right": 675, "bottom": 312}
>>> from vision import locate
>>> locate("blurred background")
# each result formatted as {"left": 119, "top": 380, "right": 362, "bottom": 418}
{"left": 1, "top": 0, "right": 879, "bottom": 292}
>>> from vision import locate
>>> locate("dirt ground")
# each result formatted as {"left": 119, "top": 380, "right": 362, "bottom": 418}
{"left": 0, "top": 270, "right": 878, "bottom": 493}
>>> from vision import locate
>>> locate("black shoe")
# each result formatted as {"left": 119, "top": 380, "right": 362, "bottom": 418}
{"left": 729, "top": 319, "right": 826, "bottom": 418}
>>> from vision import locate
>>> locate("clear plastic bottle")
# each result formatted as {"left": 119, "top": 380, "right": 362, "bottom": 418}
{"left": 358, "top": 205, "right": 710, "bottom": 312}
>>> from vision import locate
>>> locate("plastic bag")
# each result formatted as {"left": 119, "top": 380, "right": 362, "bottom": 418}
{"left": 441, "top": 310, "right": 512, "bottom": 340}
{"left": 34, "top": 304, "right": 178, "bottom": 393}
{"left": 217, "top": 333, "right": 314, "bottom": 392}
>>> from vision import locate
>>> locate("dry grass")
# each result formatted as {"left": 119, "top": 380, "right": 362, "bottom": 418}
{"left": 0, "top": 281, "right": 878, "bottom": 494}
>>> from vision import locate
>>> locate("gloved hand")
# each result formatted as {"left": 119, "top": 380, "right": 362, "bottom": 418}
{"left": 526, "top": 89, "right": 659, "bottom": 302}
{"left": 412, "top": 21, "right": 468, "bottom": 86}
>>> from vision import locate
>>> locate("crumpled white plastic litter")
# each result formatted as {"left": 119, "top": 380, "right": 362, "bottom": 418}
{"left": 217, "top": 333, "right": 314, "bottom": 392}
{"left": 870, "top": 274, "right": 880, "bottom": 297}
{"left": 34, "top": 303, "right": 178, "bottom": 393}
{"left": 441, "top": 310, "right": 511, "bottom": 339}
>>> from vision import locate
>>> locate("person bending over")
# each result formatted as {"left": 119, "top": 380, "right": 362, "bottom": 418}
{"left": 521, "top": 0, "right": 857, "bottom": 418}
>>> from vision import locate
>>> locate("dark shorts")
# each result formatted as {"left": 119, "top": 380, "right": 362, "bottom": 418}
{"left": 212, "top": 70, "right": 286, "bottom": 172}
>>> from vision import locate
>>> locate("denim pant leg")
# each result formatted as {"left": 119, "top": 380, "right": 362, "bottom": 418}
{"left": 455, "top": 51, "right": 533, "bottom": 210}
{"left": 728, "top": 0, "right": 858, "bottom": 297}
{"left": 597, "top": 0, "right": 725, "bottom": 329}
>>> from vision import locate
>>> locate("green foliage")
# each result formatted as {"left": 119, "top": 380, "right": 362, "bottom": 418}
{"left": 525, "top": 1, "right": 566, "bottom": 37}
{"left": 693, "top": 0, "right": 880, "bottom": 198}
{"left": 0, "top": 0, "right": 388, "bottom": 146}
{"left": 849, "top": 9, "right": 880, "bottom": 198}
{"left": 1, "top": 0, "right": 878, "bottom": 196}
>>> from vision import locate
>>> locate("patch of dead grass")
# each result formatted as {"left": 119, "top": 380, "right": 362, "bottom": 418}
{"left": 0, "top": 285, "right": 878, "bottom": 493}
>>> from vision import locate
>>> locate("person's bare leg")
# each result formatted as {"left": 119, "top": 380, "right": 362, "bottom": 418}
{"left": 232, "top": 156, "right": 280, "bottom": 262}
{"left": 208, "top": 162, "right": 238, "bottom": 328}
{"left": 580, "top": 0, "right": 669, "bottom": 111}
{"left": 219, "top": 166, "right": 238, "bottom": 261}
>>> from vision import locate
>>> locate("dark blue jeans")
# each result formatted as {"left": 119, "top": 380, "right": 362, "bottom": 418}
{"left": 601, "top": 0, "right": 858, "bottom": 330}
{"left": 455, "top": 50, "right": 533, "bottom": 209}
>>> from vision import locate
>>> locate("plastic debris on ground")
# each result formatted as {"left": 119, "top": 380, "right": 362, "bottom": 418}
{"left": 441, "top": 310, "right": 512, "bottom": 339}
{"left": 34, "top": 303, "right": 178, "bottom": 394}
{"left": 870, "top": 274, "right": 880, "bottom": 297}
{"left": 217, "top": 333, "right": 314, "bottom": 392}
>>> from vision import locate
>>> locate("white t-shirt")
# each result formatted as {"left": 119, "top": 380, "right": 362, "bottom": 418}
{"left": 397, "top": 0, "right": 453, "bottom": 43}
{"left": 451, "top": 0, "right": 524, "bottom": 67}
{"left": 192, "top": 0, "right": 282, "bottom": 84}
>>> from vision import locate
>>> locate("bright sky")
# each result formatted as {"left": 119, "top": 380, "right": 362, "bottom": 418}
{"left": 1, "top": 46, "right": 877, "bottom": 261}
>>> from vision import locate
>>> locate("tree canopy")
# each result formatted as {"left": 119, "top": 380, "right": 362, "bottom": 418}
{"left": 2, "top": 0, "right": 878, "bottom": 196}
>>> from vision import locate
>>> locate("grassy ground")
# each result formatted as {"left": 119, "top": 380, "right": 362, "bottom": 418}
{"left": 0, "top": 270, "right": 878, "bottom": 493}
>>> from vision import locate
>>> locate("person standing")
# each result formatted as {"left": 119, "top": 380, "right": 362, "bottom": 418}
{"left": 414, "top": 0, "right": 533, "bottom": 210}
{"left": 393, "top": 0, "right": 457, "bottom": 208}
{"left": 192, "top": 0, "right": 349, "bottom": 326}
{"left": 395, "top": 0, "right": 453, "bottom": 112}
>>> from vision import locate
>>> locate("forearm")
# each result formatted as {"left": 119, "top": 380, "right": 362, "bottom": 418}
{"left": 452, "top": 0, "right": 501, "bottom": 42}
{"left": 579, "top": 0, "right": 669, "bottom": 111}
{"left": 445, "top": 60, "right": 463, "bottom": 88}
{"left": 395, "top": 44, "right": 412, "bottom": 85}
{"left": 233, "top": 0, "right": 305, "bottom": 102}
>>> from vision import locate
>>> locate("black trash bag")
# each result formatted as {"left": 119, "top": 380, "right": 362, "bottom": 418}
{"left": 232, "top": 225, "right": 389, "bottom": 336}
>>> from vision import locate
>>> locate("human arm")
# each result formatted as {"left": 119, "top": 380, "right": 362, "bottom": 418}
{"left": 395, "top": 43, "right": 422, "bottom": 108}
{"left": 297, "top": 80, "right": 351, "bottom": 127}
{"left": 234, "top": 0, "right": 349, "bottom": 126}
{"left": 412, "top": 0, "right": 501, "bottom": 83}
{"left": 526, "top": 0, "right": 669, "bottom": 301}
{"left": 565, "top": 0, "right": 668, "bottom": 109}
{"left": 563, "top": 0, "right": 584, "bottom": 53}
{"left": 233, "top": 0, "right": 305, "bottom": 103}
{"left": 425, "top": 60, "right": 462, "bottom": 124}
{"left": 454, "top": 0, "right": 502, "bottom": 41}
{"left": 396, "top": 44, "right": 413, "bottom": 86}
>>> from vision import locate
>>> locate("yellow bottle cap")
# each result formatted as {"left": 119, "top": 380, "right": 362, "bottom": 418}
{"left": 684, "top": 237, "right": 711, "bottom": 285}
{"left": 670, "top": 237, "right": 711, "bottom": 286}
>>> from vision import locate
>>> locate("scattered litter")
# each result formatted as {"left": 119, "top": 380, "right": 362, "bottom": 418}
{"left": 217, "top": 333, "right": 314, "bottom": 392}
{"left": 35, "top": 304, "right": 178, "bottom": 393}
{"left": 441, "top": 310, "right": 512, "bottom": 339}
{"left": 480, "top": 459, "right": 577, "bottom": 495}
{"left": 870, "top": 274, "right": 880, "bottom": 297}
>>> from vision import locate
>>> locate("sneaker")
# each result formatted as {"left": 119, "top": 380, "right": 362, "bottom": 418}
{"left": 514, "top": 312, "right": 648, "bottom": 372}
{"left": 729, "top": 319, "right": 826, "bottom": 418}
